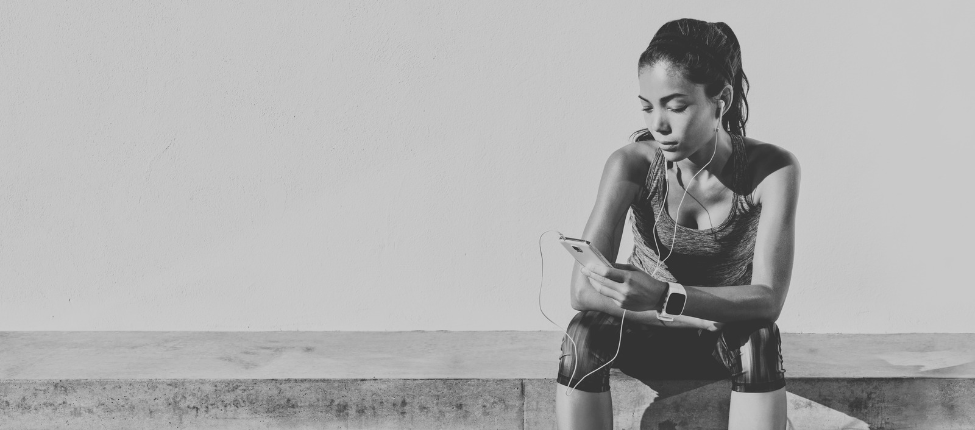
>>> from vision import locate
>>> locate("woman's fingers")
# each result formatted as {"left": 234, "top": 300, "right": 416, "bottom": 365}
{"left": 582, "top": 265, "right": 614, "bottom": 288}
{"left": 584, "top": 267, "right": 626, "bottom": 302}
{"left": 583, "top": 264, "right": 626, "bottom": 283}
{"left": 613, "top": 262, "right": 637, "bottom": 271}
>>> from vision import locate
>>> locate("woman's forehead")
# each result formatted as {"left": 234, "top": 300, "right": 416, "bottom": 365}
{"left": 638, "top": 62, "right": 701, "bottom": 101}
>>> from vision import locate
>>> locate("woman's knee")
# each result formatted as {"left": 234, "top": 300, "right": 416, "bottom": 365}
{"left": 562, "top": 311, "right": 608, "bottom": 353}
{"left": 559, "top": 311, "right": 624, "bottom": 369}
{"left": 720, "top": 319, "right": 786, "bottom": 393}
{"left": 723, "top": 319, "right": 780, "bottom": 348}
{"left": 744, "top": 319, "right": 783, "bottom": 366}
{"left": 558, "top": 311, "right": 617, "bottom": 393}
{"left": 562, "top": 310, "right": 625, "bottom": 348}
{"left": 566, "top": 310, "right": 595, "bottom": 332}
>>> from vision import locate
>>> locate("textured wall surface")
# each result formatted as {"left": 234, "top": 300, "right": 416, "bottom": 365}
{"left": 2, "top": 1, "right": 973, "bottom": 332}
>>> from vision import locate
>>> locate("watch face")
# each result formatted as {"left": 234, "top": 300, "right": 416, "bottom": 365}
{"left": 665, "top": 294, "right": 686, "bottom": 315}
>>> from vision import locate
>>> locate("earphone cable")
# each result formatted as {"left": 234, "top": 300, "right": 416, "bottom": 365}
{"left": 537, "top": 230, "right": 626, "bottom": 396}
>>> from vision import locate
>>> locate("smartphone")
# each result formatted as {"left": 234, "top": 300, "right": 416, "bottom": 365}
{"left": 559, "top": 236, "right": 614, "bottom": 269}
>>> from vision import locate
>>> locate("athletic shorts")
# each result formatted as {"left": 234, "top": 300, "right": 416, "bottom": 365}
{"left": 556, "top": 310, "right": 787, "bottom": 393}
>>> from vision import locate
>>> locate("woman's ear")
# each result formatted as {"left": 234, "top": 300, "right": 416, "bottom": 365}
{"left": 718, "top": 85, "right": 733, "bottom": 114}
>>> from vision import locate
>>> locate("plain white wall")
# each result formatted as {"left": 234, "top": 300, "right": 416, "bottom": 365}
{"left": 2, "top": 1, "right": 973, "bottom": 332}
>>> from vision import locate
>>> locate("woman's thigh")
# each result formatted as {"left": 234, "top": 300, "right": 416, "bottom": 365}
{"left": 557, "top": 310, "right": 729, "bottom": 392}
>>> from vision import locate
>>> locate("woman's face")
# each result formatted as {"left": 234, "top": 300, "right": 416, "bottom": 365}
{"left": 638, "top": 61, "right": 720, "bottom": 162}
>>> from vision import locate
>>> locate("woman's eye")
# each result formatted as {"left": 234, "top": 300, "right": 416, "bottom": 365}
{"left": 641, "top": 106, "right": 687, "bottom": 113}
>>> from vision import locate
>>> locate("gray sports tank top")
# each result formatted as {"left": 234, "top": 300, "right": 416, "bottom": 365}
{"left": 627, "top": 133, "right": 761, "bottom": 287}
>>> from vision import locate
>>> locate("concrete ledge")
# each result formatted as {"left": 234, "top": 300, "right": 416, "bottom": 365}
{"left": 2, "top": 332, "right": 974, "bottom": 429}
{"left": 0, "top": 379, "right": 525, "bottom": 430}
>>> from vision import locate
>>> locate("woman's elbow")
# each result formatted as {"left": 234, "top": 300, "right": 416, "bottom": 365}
{"left": 570, "top": 273, "right": 594, "bottom": 311}
{"left": 764, "top": 286, "right": 788, "bottom": 322}
{"left": 570, "top": 288, "right": 588, "bottom": 311}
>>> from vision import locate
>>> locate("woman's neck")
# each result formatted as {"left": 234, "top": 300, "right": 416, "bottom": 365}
{"left": 671, "top": 129, "right": 733, "bottom": 182}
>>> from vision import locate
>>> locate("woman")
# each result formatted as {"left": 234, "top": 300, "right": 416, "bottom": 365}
{"left": 555, "top": 19, "right": 800, "bottom": 430}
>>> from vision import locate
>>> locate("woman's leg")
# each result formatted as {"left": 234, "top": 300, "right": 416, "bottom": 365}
{"left": 554, "top": 311, "right": 720, "bottom": 429}
{"left": 712, "top": 319, "right": 788, "bottom": 430}
{"left": 729, "top": 386, "right": 787, "bottom": 430}
{"left": 554, "top": 310, "right": 637, "bottom": 430}
{"left": 555, "top": 382, "right": 613, "bottom": 430}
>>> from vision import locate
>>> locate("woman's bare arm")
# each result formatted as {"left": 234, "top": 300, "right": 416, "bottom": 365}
{"left": 679, "top": 148, "right": 801, "bottom": 322}
{"left": 569, "top": 146, "right": 642, "bottom": 310}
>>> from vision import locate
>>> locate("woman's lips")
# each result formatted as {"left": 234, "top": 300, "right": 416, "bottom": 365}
{"left": 658, "top": 141, "right": 678, "bottom": 151}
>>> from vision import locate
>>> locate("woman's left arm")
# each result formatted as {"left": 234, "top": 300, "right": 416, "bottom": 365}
{"left": 581, "top": 149, "right": 801, "bottom": 323}
{"left": 680, "top": 150, "right": 801, "bottom": 323}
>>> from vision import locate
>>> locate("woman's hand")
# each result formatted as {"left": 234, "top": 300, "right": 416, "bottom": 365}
{"left": 580, "top": 262, "right": 668, "bottom": 312}
{"left": 703, "top": 320, "right": 727, "bottom": 332}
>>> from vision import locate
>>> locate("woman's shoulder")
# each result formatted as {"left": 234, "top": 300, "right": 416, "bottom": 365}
{"left": 620, "top": 139, "right": 658, "bottom": 162}
{"left": 740, "top": 136, "right": 801, "bottom": 206}
{"left": 605, "top": 139, "right": 657, "bottom": 184}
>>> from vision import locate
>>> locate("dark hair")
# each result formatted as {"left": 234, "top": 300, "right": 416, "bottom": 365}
{"left": 629, "top": 19, "right": 750, "bottom": 142}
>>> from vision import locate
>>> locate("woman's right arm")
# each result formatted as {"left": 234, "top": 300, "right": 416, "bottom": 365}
{"left": 568, "top": 147, "right": 639, "bottom": 311}
{"left": 569, "top": 146, "right": 723, "bottom": 332}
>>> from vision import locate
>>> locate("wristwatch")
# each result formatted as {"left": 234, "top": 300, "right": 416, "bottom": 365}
{"left": 656, "top": 282, "right": 687, "bottom": 322}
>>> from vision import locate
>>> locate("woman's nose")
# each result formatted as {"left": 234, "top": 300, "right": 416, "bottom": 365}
{"left": 650, "top": 112, "right": 669, "bottom": 134}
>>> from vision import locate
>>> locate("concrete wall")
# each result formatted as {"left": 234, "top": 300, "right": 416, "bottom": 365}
{"left": 2, "top": 1, "right": 973, "bottom": 332}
